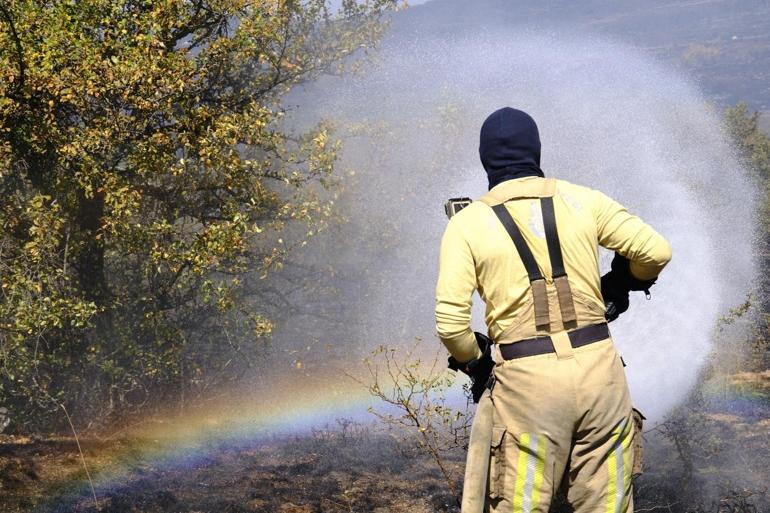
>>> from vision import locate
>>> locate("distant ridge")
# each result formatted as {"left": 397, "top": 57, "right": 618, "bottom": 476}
{"left": 392, "top": 0, "right": 770, "bottom": 110}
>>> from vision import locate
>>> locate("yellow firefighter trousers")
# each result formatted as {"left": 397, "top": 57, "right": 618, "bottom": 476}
{"left": 487, "top": 310, "right": 639, "bottom": 512}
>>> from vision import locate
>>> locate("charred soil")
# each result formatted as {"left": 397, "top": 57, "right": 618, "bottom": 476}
{"left": 2, "top": 372, "right": 768, "bottom": 513}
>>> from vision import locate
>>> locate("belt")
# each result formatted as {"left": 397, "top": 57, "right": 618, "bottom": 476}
{"left": 498, "top": 323, "right": 610, "bottom": 361}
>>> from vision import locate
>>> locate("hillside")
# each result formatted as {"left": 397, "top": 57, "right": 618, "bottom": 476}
{"left": 398, "top": 0, "right": 770, "bottom": 111}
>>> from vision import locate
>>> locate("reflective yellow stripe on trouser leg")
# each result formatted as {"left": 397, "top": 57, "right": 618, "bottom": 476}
{"left": 606, "top": 418, "right": 633, "bottom": 513}
{"left": 512, "top": 433, "right": 548, "bottom": 513}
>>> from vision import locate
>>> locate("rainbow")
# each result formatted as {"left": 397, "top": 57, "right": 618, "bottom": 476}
{"left": 699, "top": 371, "right": 770, "bottom": 418}
{"left": 32, "top": 339, "right": 466, "bottom": 510}
{"left": 40, "top": 372, "right": 381, "bottom": 508}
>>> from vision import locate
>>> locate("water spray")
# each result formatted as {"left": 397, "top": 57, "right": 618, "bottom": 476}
{"left": 294, "top": 28, "right": 757, "bottom": 423}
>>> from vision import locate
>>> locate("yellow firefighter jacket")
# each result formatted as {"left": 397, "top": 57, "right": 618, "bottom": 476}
{"left": 435, "top": 176, "right": 672, "bottom": 363}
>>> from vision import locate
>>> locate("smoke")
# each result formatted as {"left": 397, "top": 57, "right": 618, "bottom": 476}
{"left": 269, "top": 18, "right": 758, "bottom": 423}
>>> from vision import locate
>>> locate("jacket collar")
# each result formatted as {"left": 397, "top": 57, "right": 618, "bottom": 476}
{"left": 478, "top": 176, "right": 556, "bottom": 206}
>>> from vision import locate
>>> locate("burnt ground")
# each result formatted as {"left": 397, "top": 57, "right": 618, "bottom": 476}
{"left": 2, "top": 375, "right": 769, "bottom": 513}
{"left": 0, "top": 434, "right": 462, "bottom": 513}
{"left": 1, "top": 425, "right": 463, "bottom": 513}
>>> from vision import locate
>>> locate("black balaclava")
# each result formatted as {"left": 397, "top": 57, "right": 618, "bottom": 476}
{"left": 479, "top": 107, "right": 544, "bottom": 189}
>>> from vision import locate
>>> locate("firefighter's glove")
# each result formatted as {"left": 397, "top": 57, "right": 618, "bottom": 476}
{"left": 447, "top": 332, "right": 495, "bottom": 403}
{"left": 601, "top": 253, "right": 657, "bottom": 322}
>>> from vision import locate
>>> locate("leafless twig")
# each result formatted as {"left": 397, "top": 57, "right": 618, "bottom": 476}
{"left": 60, "top": 403, "right": 100, "bottom": 511}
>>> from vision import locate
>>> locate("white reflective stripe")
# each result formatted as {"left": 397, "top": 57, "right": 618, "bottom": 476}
{"left": 613, "top": 425, "right": 626, "bottom": 513}
{"left": 514, "top": 434, "right": 548, "bottom": 513}
{"left": 609, "top": 418, "right": 631, "bottom": 513}
{"left": 522, "top": 434, "right": 539, "bottom": 513}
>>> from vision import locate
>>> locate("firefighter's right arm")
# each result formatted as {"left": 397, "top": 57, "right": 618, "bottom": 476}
{"left": 592, "top": 190, "right": 672, "bottom": 279}
{"left": 435, "top": 220, "right": 481, "bottom": 363}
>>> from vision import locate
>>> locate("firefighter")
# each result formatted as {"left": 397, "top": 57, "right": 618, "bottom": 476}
{"left": 435, "top": 107, "right": 671, "bottom": 512}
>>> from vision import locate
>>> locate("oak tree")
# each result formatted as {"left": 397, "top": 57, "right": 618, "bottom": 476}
{"left": 0, "top": 0, "right": 396, "bottom": 430}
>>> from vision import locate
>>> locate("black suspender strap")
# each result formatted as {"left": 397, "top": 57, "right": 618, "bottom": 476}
{"left": 491, "top": 204, "right": 551, "bottom": 330}
{"left": 540, "top": 197, "right": 577, "bottom": 325}
{"left": 540, "top": 197, "right": 566, "bottom": 277}
{"left": 491, "top": 204, "right": 542, "bottom": 282}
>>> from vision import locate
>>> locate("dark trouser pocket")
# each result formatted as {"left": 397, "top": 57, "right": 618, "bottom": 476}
{"left": 631, "top": 407, "right": 646, "bottom": 477}
{"left": 489, "top": 427, "right": 507, "bottom": 500}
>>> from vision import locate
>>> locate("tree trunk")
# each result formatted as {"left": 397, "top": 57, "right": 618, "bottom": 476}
{"left": 75, "top": 189, "right": 108, "bottom": 304}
